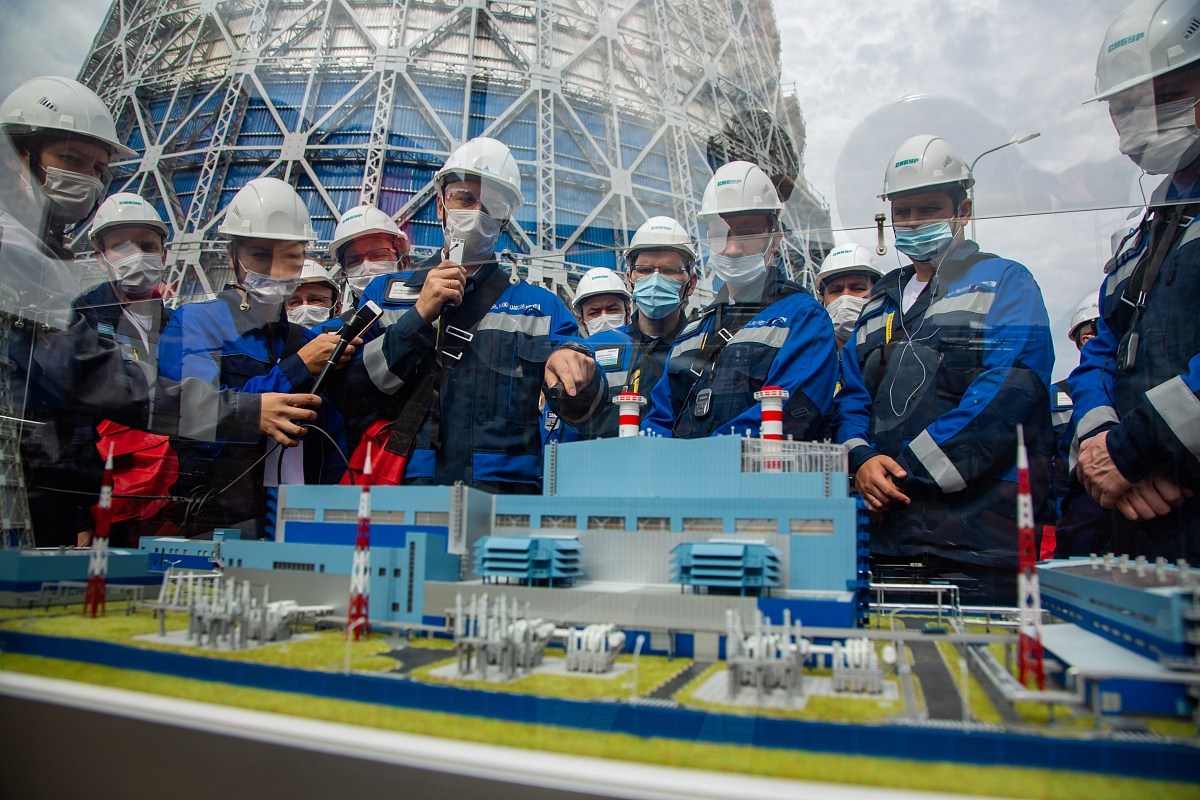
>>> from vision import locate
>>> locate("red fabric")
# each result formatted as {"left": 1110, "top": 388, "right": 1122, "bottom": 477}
{"left": 92, "top": 420, "right": 178, "bottom": 525}
{"left": 1039, "top": 525, "right": 1057, "bottom": 562}
{"left": 341, "top": 418, "right": 409, "bottom": 485}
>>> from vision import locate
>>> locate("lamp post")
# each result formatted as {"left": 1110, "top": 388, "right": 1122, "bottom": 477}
{"left": 969, "top": 132, "right": 1041, "bottom": 240}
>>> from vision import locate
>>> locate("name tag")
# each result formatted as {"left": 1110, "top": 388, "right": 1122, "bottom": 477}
{"left": 595, "top": 346, "right": 621, "bottom": 369}
{"left": 97, "top": 322, "right": 116, "bottom": 337}
{"left": 385, "top": 277, "right": 420, "bottom": 304}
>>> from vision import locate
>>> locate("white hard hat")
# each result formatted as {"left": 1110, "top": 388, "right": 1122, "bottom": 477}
{"left": 1110, "top": 208, "right": 1142, "bottom": 255}
{"left": 817, "top": 244, "right": 883, "bottom": 288}
{"left": 434, "top": 137, "right": 524, "bottom": 219}
{"left": 881, "top": 135, "right": 974, "bottom": 200}
{"left": 328, "top": 204, "right": 407, "bottom": 263}
{"left": 0, "top": 76, "right": 136, "bottom": 158}
{"left": 88, "top": 193, "right": 168, "bottom": 248}
{"left": 298, "top": 259, "right": 339, "bottom": 293}
{"left": 699, "top": 161, "right": 783, "bottom": 221}
{"left": 626, "top": 216, "right": 698, "bottom": 266}
{"left": 573, "top": 267, "right": 631, "bottom": 310}
{"left": 1068, "top": 292, "right": 1102, "bottom": 342}
{"left": 217, "top": 177, "right": 315, "bottom": 242}
{"left": 1089, "top": 0, "right": 1200, "bottom": 103}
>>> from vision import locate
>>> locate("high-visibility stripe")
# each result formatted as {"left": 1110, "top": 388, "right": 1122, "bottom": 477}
{"left": 363, "top": 336, "right": 402, "bottom": 395}
{"left": 909, "top": 429, "right": 968, "bottom": 493}
{"left": 730, "top": 325, "right": 789, "bottom": 348}
{"left": 1147, "top": 376, "right": 1200, "bottom": 459}
{"left": 179, "top": 378, "right": 220, "bottom": 441}
{"left": 477, "top": 312, "right": 551, "bottom": 336}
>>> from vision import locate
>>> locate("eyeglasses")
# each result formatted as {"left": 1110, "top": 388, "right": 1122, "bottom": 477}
{"left": 630, "top": 264, "right": 689, "bottom": 280}
{"left": 285, "top": 295, "right": 334, "bottom": 309}
{"left": 442, "top": 184, "right": 514, "bottom": 221}
{"left": 342, "top": 247, "right": 398, "bottom": 269}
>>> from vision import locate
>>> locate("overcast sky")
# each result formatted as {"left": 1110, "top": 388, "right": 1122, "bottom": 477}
{"left": 3, "top": 0, "right": 1144, "bottom": 376}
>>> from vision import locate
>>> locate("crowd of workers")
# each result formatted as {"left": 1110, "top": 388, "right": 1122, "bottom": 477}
{"left": 0, "top": 0, "right": 1196, "bottom": 604}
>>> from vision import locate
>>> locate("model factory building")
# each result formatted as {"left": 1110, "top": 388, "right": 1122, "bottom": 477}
{"left": 165, "top": 433, "right": 864, "bottom": 657}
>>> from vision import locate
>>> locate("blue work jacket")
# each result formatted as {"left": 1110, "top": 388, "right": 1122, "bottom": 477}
{"left": 835, "top": 241, "right": 1054, "bottom": 567}
{"left": 1068, "top": 189, "right": 1200, "bottom": 561}
{"left": 642, "top": 271, "right": 837, "bottom": 440}
{"left": 353, "top": 258, "right": 604, "bottom": 491}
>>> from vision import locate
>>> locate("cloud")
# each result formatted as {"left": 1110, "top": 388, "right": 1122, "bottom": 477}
{"left": 0, "top": 0, "right": 110, "bottom": 99}
{"left": 776, "top": 0, "right": 1140, "bottom": 378}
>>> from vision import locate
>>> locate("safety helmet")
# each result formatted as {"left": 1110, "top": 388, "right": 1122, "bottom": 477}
{"left": 1089, "top": 0, "right": 1200, "bottom": 102}
{"left": 698, "top": 161, "right": 783, "bottom": 221}
{"left": 626, "top": 216, "right": 699, "bottom": 267}
{"left": 881, "top": 134, "right": 974, "bottom": 200}
{"left": 573, "top": 267, "right": 631, "bottom": 310}
{"left": 433, "top": 137, "right": 524, "bottom": 219}
{"left": 1068, "top": 292, "right": 1102, "bottom": 342}
{"left": 0, "top": 76, "right": 136, "bottom": 158}
{"left": 217, "top": 177, "right": 315, "bottom": 242}
{"left": 297, "top": 259, "right": 339, "bottom": 294}
{"left": 88, "top": 193, "right": 168, "bottom": 248}
{"left": 816, "top": 243, "right": 883, "bottom": 289}
{"left": 328, "top": 204, "right": 408, "bottom": 264}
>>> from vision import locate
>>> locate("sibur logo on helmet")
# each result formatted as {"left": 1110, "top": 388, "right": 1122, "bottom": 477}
{"left": 1107, "top": 31, "right": 1145, "bottom": 53}
{"left": 715, "top": 178, "right": 742, "bottom": 187}
{"left": 894, "top": 157, "right": 919, "bottom": 168}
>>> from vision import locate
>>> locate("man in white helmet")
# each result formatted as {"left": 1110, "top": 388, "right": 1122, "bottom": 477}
{"left": 642, "top": 161, "right": 838, "bottom": 440}
{"left": 287, "top": 260, "right": 340, "bottom": 329}
{"left": 70, "top": 193, "right": 178, "bottom": 545}
{"left": 816, "top": 243, "right": 883, "bottom": 349}
{"left": 834, "top": 134, "right": 1054, "bottom": 604}
{"left": 321, "top": 203, "right": 411, "bottom": 333}
{"left": 570, "top": 217, "right": 699, "bottom": 439}
{"left": 573, "top": 267, "right": 631, "bottom": 336}
{"left": 1070, "top": 0, "right": 1200, "bottom": 564}
{"left": 349, "top": 137, "right": 602, "bottom": 492}
{"left": 158, "top": 177, "right": 354, "bottom": 535}
{"left": 0, "top": 78, "right": 321, "bottom": 546}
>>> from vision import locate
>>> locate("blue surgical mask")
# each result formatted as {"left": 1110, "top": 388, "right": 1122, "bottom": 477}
{"left": 632, "top": 272, "right": 685, "bottom": 319}
{"left": 893, "top": 221, "right": 956, "bottom": 263}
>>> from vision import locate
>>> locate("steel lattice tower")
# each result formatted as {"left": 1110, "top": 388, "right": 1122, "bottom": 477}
{"left": 77, "top": 0, "right": 830, "bottom": 299}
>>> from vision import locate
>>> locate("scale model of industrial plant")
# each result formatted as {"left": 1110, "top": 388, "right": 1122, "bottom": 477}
{"left": 2, "top": 399, "right": 1198, "bottom": 790}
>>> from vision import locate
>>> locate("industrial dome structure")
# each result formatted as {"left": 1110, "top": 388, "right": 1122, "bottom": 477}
{"left": 78, "top": 0, "right": 830, "bottom": 298}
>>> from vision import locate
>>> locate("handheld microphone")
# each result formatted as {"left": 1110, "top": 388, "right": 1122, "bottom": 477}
{"left": 312, "top": 300, "right": 382, "bottom": 394}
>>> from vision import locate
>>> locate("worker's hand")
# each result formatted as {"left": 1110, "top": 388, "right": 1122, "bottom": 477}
{"left": 545, "top": 348, "right": 596, "bottom": 398}
{"left": 1078, "top": 432, "right": 1134, "bottom": 509}
{"left": 76, "top": 529, "right": 93, "bottom": 548}
{"left": 414, "top": 263, "right": 467, "bottom": 323}
{"left": 259, "top": 393, "right": 320, "bottom": 446}
{"left": 296, "top": 332, "right": 358, "bottom": 375}
{"left": 1113, "top": 469, "right": 1193, "bottom": 522}
{"left": 854, "top": 454, "right": 910, "bottom": 512}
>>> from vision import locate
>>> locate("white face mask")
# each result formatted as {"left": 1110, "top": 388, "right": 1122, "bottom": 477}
{"left": 41, "top": 166, "right": 104, "bottom": 225}
{"left": 826, "top": 294, "right": 867, "bottom": 343}
{"left": 287, "top": 304, "right": 332, "bottom": 327}
{"left": 103, "top": 251, "right": 163, "bottom": 297}
{"left": 241, "top": 268, "right": 300, "bottom": 306}
{"left": 444, "top": 209, "right": 502, "bottom": 266}
{"left": 1115, "top": 97, "right": 1200, "bottom": 175}
{"left": 708, "top": 251, "right": 767, "bottom": 292}
{"left": 344, "top": 259, "right": 398, "bottom": 296}
{"left": 585, "top": 312, "right": 626, "bottom": 336}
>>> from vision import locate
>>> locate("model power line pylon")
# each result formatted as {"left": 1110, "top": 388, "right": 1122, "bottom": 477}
{"left": 83, "top": 446, "right": 115, "bottom": 617}
{"left": 1015, "top": 424, "right": 1045, "bottom": 690}
{"left": 347, "top": 442, "right": 372, "bottom": 641}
